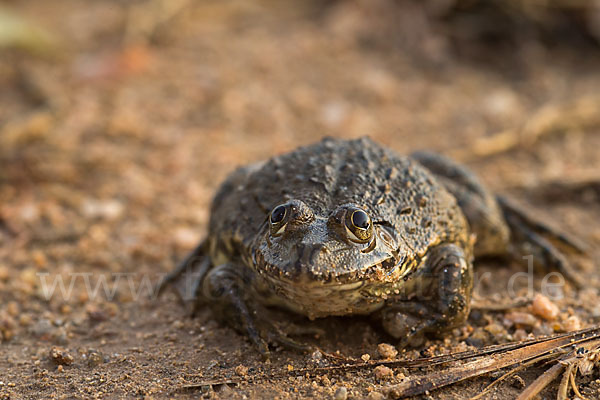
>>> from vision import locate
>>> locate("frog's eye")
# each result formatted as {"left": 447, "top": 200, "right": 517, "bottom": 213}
{"left": 270, "top": 205, "right": 287, "bottom": 224}
{"left": 269, "top": 204, "right": 288, "bottom": 236}
{"left": 345, "top": 208, "right": 373, "bottom": 243}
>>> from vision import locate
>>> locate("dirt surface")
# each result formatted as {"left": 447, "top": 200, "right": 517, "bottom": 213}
{"left": 1, "top": 1, "right": 600, "bottom": 399}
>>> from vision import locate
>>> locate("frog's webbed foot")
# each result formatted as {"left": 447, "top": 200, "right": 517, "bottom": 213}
{"left": 497, "top": 195, "right": 588, "bottom": 288}
{"left": 379, "top": 244, "right": 473, "bottom": 347}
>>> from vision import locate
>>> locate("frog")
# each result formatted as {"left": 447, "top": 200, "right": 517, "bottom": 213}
{"left": 160, "top": 137, "right": 586, "bottom": 357}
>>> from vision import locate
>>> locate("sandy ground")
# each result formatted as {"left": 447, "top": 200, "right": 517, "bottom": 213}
{"left": 1, "top": 1, "right": 600, "bottom": 398}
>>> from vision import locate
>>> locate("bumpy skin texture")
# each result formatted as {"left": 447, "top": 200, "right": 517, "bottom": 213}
{"left": 162, "top": 137, "right": 580, "bottom": 356}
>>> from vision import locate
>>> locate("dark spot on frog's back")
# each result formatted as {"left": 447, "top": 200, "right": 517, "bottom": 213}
{"left": 421, "top": 216, "right": 432, "bottom": 228}
{"left": 386, "top": 167, "right": 398, "bottom": 180}
{"left": 399, "top": 206, "right": 412, "bottom": 215}
{"left": 417, "top": 194, "right": 428, "bottom": 207}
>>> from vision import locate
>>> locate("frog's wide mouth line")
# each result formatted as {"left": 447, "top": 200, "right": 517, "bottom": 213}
{"left": 255, "top": 255, "right": 412, "bottom": 287}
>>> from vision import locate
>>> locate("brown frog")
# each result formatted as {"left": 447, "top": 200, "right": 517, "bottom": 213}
{"left": 160, "top": 137, "right": 585, "bottom": 357}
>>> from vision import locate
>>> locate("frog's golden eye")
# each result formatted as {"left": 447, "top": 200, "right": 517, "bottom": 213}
{"left": 345, "top": 208, "right": 373, "bottom": 243}
{"left": 269, "top": 204, "right": 288, "bottom": 236}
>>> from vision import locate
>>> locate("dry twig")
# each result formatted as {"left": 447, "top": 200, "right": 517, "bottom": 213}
{"left": 451, "top": 96, "right": 600, "bottom": 162}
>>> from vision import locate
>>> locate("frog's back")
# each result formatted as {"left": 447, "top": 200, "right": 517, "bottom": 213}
{"left": 209, "top": 137, "right": 470, "bottom": 261}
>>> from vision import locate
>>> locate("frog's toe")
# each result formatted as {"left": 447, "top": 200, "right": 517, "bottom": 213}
{"left": 498, "top": 196, "right": 587, "bottom": 287}
{"left": 498, "top": 196, "right": 588, "bottom": 254}
{"left": 260, "top": 320, "right": 314, "bottom": 352}
{"left": 247, "top": 323, "right": 271, "bottom": 360}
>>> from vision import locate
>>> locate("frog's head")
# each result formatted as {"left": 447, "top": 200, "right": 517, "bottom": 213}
{"left": 253, "top": 199, "right": 411, "bottom": 317}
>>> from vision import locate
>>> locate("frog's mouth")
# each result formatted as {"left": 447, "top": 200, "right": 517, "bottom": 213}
{"left": 257, "top": 257, "right": 413, "bottom": 318}
{"left": 254, "top": 251, "right": 414, "bottom": 287}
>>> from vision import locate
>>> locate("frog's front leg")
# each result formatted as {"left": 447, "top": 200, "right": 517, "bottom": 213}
{"left": 379, "top": 244, "right": 473, "bottom": 345}
{"left": 203, "top": 264, "right": 312, "bottom": 358}
{"left": 202, "top": 263, "right": 271, "bottom": 356}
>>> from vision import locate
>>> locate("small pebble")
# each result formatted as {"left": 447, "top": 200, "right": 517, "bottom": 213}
{"left": 49, "top": 346, "right": 74, "bottom": 365}
{"left": 311, "top": 349, "right": 323, "bottom": 361}
{"left": 504, "top": 311, "right": 538, "bottom": 328}
{"left": 87, "top": 306, "right": 110, "bottom": 322}
{"left": 234, "top": 365, "right": 248, "bottom": 377}
{"left": 333, "top": 386, "right": 348, "bottom": 400}
{"left": 87, "top": 350, "right": 103, "bottom": 367}
{"left": 513, "top": 328, "right": 529, "bottom": 341}
{"left": 0, "top": 265, "right": 8, "bottom": 281}
{"left": 531, "top": 293, "right": 559, "bottom": 321}
{"left": 367, "top": 391, "right": 385, "bottom": 400}
{"left": 81, "top": 199, "right": 124, "bottom": 220}
{"left": 361, "top": 353, "right": 370, "bottom": 362}
{"left": 562, "top": 315, "right": 581, "bottom": 332}
{"left": 19, "top": 314, "right": 32, "bottom": 327}
{"left": 172, "top": 320, "right": 184, "bottom": 330}
{"left": 60, "top": 304, "right": 72, "bottom": 315}
{"left": 373, "top": 365, "right": 393, "bottom": 379}
{"left": 484, "top": 322, "right": 506, "bottom": 335}
{"left": 377, "top": 343, "right": 398, "bottom": 359}
{"left": 6, "top": 302, "right": 19, "bottom": 317}
{"left": 0, "top": 313, "right": 16, "bottom": 341}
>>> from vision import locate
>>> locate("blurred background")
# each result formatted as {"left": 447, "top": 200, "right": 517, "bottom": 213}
{"left": 1, "top": 0, "right": 600, "bottom": 398}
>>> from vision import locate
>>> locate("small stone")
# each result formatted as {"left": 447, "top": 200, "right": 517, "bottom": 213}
{"left": 513, "top": 329, "right": 529, "bottom": 341}
{"left": 172, "top": 320, "right": 184, "bottom": 330}
{"left": 87, "top": 350, "right": 103, "bottom": 367}
{"left": 0, "top": 265, "right": 8, "bottom": 281}
{"left": 20, "top": 268, "right": 37, "bottom": 288}
{"left": 367, "top": 391, "right": 385, "bottom": 400}
{"left": 81, "top": 199, "right": 124, "bottom": 220}
{"left": 504, "top": 311, "right": 538, "bottom": 328}
{"left": 32, "top": 250, "right": 47, "bottom": 268}
{"left": 373, "top": 365, "right": 393, "bottom": 379}
{"left": 311, "top": 349, "right": 323, "bottom": 361}
{"left": 377, "top": 343, "right": 398, "bottom": 359}
{"left": 19, "top": 314, "right": 32, "bottom": 327}
{"left": 60, "top": 304, "right": 72, "bottom": 315}
{"left": 333, "top": 386, "right": 348, "bottom": 400}
{"left": 5, "top": 302, "right": 18, "bottom": 317}
{"left": 361, "top": 353, "right": 371, "bottom": 362}
{"left": 484, "top": 322, "right": 506, "bottom": 335}
{"left": 0, "top": 313, "right": 16, "bottom": 341}
{"left": 49, "top": 346, "right": 74, "bottom": 365}
{"left": 483, "top": 89, "right": 520, "bottom": 119}
{"left": 87, "top": 306, "right": 110, "bottom": 322}
{"left": 562, "top": 315, "right": 581, "bottom": 332}
{"left": 531, "top": 293, "right": 559, "bottom": 321}
{"left": 235, "top": 365, "right": 248, "bottom": 377}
